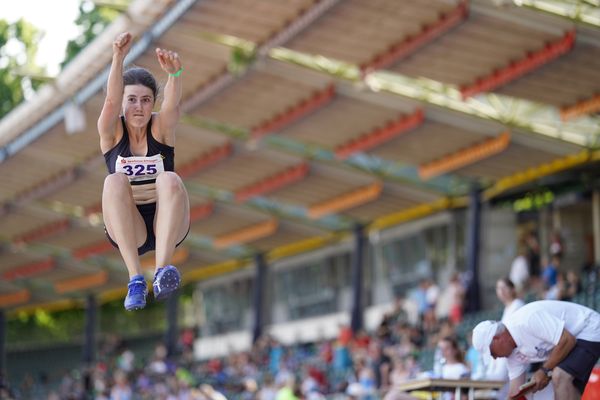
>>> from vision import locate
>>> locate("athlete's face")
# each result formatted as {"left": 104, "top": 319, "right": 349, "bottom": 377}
{"left": 122, "top": 84, "right": 154, "bottom": 127}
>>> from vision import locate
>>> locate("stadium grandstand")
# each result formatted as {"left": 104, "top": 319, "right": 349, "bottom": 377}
{"left": 1, "top": 0, "right": 600, "bottom": 398}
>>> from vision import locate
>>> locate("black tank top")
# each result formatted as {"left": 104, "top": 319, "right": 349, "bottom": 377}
{"left": 103, "top": 116, "right": 174, "bottom": 184}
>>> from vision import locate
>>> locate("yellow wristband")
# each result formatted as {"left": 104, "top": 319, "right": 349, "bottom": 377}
{"left": 169, "top": 67, "right": 183, "bottom": 77}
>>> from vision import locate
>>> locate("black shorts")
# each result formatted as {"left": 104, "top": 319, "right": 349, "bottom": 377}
{"left": 105, "top": 203, "right": 189, "bottom": 256}
{"left": 558, "top": 339, "right": 600, "bottom": 393}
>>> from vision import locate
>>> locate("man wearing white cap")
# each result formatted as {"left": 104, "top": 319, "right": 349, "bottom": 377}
{"left": 472, "top": 300, "right": 600, "bottom": 399}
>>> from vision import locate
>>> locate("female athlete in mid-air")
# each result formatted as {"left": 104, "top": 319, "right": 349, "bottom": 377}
{"left": 98, "top": 32, "right": 190, "bottom": 310}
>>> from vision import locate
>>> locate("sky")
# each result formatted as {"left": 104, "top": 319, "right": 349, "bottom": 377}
{"left": 3, "top": 0, "right": 82, "bottom": 76}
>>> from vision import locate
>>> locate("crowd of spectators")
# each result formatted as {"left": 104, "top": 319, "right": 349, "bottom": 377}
{"left": 3, "top": 230, "right": 595, "bottom": 400}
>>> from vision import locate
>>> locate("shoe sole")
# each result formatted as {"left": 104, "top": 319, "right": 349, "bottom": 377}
{"left": 125, "top": 304, "right": 145, "bottom": 311}
{"left": 154, "top": 268, "right": 180, "bottom": 301}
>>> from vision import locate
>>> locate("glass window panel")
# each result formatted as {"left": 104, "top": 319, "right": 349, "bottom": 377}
{"left": 273, "top": 252, "right": 352, "bottom": 320}
{"left": 201, "top": 277, "right": 253, "bottom": 336}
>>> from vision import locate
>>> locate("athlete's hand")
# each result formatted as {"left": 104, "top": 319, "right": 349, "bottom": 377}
{"left": 113, "top": 32, "right": 132, "bottom": 58}
{"left": 156, "top": 48, "right": 182, "bottom": 76}
{"left": 531, "top": 369, "right": 551, "bottom": 392}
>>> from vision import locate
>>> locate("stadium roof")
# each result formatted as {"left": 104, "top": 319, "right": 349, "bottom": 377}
{"left": 1, "top": 0, "right": 599, "bottom": 312}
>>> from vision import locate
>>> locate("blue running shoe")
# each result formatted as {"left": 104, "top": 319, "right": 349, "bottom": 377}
{"left": 153, "top": 265, "right": 180, "bottom": 301}
{"left": 124, "top": 275, "right": 147, "bottom": 311}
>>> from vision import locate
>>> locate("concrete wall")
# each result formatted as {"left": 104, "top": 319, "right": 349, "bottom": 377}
{"left": 557, "top": 201, "right": 592, "bottom": 273}
{"left": 480, "top": 205, "right": 518, "bottom": 309}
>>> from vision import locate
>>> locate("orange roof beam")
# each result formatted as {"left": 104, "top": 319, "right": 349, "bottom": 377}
{"left": 235, "top": 162, "right": 309, "bottom": 202}
{"left": 13, "top": 218, "right": 70, "bottom": 245}
{"left": 2, "top": 258, "right": 56, "bottom": 281}
{"left": 72, "top": 241, "right": 115, "bottom": 260}
{"left": 190, "top": 202, "right": 214, "bottom": 222}
{"left": 177, "top": 142, "right": 233, "bottom": 179}
{"left": 561, "top": 94, "right": 600, "bottom": 121}
{"left": 54, "top": 270, "right": 109, "bottom": 294}
{"left": 461, "top": 30, "right": 575, "bottom": 98}
{"left": 251, "top": 85, "right": 335, "bottom": 139}
{"left": 370, "top": 198, "right": 453, "bottom": 231}
{"left": 13, "top": 169, "right": 77, "bottom": 207}
{"left": 308, "top": 182, "right": 383, "bottom": 219}
{"left": 419, "top": 131, "right": 511, "bottom": 180}
{"left": 335, "top": 108, "right": 424, "bottom": 159}
{"left": 184, "top": 259, "right": 246, "bottom": 283}
{"left": 214, "top": 219, "right": 278, "bottom": 249}
{"left": 361, "top": 0, "right": 469, "bottom": 75}
{"left": 0, "top": 289, "right": 31, "bottom": 308}
{"left": 484, "top": 150, "right": 590, "bottom": 200}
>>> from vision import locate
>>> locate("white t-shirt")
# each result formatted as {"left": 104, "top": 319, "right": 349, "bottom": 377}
{"left": 442, "top": 362, "right": 470, "bottom": 380}
{"left": 509, "top": 255, "right": 529, "bottom": 289}
{"left": 502, "top": 298, "right": 525, "bottom": 322}
{"left": 441, "top": 363, "right": 470, "bottom": 400}
{"left": 504, "top": 300, "right": 600, "bottom": 379}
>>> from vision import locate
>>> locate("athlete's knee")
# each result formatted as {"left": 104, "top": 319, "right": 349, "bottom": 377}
{"left": 103, "top": 173, "right": 131, "bottom": 195}
{"left": 156, "top": 171, "right": 184, "bottom": 192}
{"left": 552, "top": 367, "right": 574, "bottom": 387}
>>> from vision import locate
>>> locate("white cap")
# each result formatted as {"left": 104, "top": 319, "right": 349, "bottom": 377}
{"left": 472, "top": 320, "right": 499, "bottom": 366}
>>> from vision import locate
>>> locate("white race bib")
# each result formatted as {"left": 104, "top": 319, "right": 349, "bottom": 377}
{"left": 115, "top": 154, "right": 165, "bottom": 182}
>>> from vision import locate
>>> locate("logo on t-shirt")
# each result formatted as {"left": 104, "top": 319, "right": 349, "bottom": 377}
{"left": 534, "top": 345, "right": 552, "bottom": 359}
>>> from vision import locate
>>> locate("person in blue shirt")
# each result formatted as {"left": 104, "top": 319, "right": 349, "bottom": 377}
{"left": 542, "top": 255, "right": 559, "bottom": 290}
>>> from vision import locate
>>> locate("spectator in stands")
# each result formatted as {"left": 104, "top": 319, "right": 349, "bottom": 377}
{"left": 545, "top": 271, "right": 567, "bottom": 301}
{"left": 549, "top": 230, "right": 564, "bottom": 260}
{"left": 437, "top": 336, "right": 469, "bottom": 380}
{"left": 276, "top": 375, "right": 300, "bottom": 400}
{"left": 496, "top": 277, "right": 524, "bottom": 322}
{"left": 148, "top": 343, "right": 169, "bottom": 375}
{"left": 541, "top": 255, "right": 559, "bottom": 291}
{"left": 98, "top": 31, "right": 190, "bottom": 310}
{"left": 526, "top": 231, "right": 542, "bottom": 280}
{"left": 377, "top": 297, "right": 409, "bottom": 345}
{"left": 564, "top": 270, "right": 582, "bottom": 301}
{"left": 268, "top": 336, "right": 285, "bottom": 376}
{"left": 110, "top": 369, "right": 133, "bottom": 400}
{"left": 257, "top": 373, "right": 278, "bottom": 400}
{"left": 421, "top": 278, "right": 440, "bottom": 334}
{"left": 436, "top": 273, "right": 464, "bottom": 324}
{"left": 410, "top": 279, "right": 429, "bottom": 322}
{"left": 0, "top": 380, "right": 16, "bottom": 400}
{"left": 472, "top": 300, "right": 600, "bottom": 400}
{"left": 482, "top": 277, "right": 525, "bottom": 399}
{"left": 436, "top": 336, "right": 469, "bottom": 400}
{"left": 332, "top": 327, "right": 353, "bottom": 389}
{"left": 366, "top": 339, "right": 390, "bottom": 390}
{"left": 509, "top": 246, "right": 530, "bottom": 296}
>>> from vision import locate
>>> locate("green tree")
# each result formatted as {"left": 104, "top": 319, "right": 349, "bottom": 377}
{"left": 61, "top": 0, "right": 124, "bottom": 68}
{"left": 0, "top": 19, "right": 44, "bottom": 119}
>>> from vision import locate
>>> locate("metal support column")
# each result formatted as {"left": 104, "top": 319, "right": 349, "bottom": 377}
{"left": 593, "top": 191, "right": 600, "bottom": 266}
{"left": 0, "top": 310, "right": 5, "bottom": 389}
{"left": 166, "top": 291, "right": 179, "bottom": 358}
{"left": 82, "top": 295, "right": 96, "bottom": 397}
{"left": 252, "top": 253, "right": 267, "bottom": 344}
{"left": 350, "top": 224, "right": 365, "bottom": 334}
{"left": 589, "top": 190, "right": 600, "bottom": 309}
{"left": 465, "top": 186, "right": 482, "bottom": 313}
